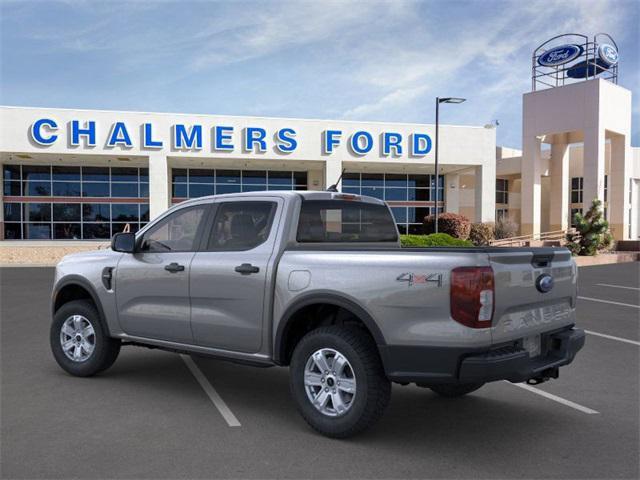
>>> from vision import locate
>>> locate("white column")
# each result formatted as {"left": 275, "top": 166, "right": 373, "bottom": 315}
{"left": 445, "top": 173, "right": 459, "bottom": 214}
{"left": 307, "top": 169, "right": 324, "bottom": 191}
{"left": 582, "top": 126, "right": 606, "bottom": 211}
{"left": 609, "top": 134, "right": 631, "bottom": 240}
{"left": 521, "top": 135, "right": 542, "bottom": 236}
{"left": 474, "top": 163, "right": 495, "bottom": 223}
{"left": 324, "top": 158, "right": 343, "bottom": 190}
{"left": 549, "top": 137, "right": 570, "bottom": 232}
{"left": 148, "top": 153, "right": 170, "bottom": 220}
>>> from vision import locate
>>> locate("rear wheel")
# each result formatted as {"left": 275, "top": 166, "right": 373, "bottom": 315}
{"left": 289, "top": 325, "right": 391, "bottom": 438}
{"left": 429, "top": 382, "right": 484, "bottom": 398}
{"left": 50, "top": 300, "right": 121, "bottom": 377}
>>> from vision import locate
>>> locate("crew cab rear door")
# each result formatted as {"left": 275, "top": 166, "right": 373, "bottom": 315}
{"left": 488, "top": 248, "right": 577, "bottom": 347}
{"left": 189, "top": 197, "right": 283, "bottom": 353}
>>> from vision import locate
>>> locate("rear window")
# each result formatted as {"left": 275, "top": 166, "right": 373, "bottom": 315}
{"left": 297, "top": 200, "right": 398, "bottom": 243}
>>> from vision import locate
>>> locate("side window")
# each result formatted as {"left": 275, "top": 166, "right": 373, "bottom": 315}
{"left": 140, "top": 205, "right": 207, "bottom": 252}
{"left": 207, "top": 201, "right": 276, "bottom": 251}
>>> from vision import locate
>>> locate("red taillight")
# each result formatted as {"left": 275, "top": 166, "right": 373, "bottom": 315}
{"left": 450, "top": 266, "right": 495, "bottom": 328}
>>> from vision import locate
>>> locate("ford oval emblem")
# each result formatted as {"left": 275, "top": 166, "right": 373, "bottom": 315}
{"left": 598, "top": 43, "right": 618, "bottom": 67}
{"left": 538, "top": 44, "right": 583, "bottom": 67}
{"left": 536, "top": 274, "right": 554, "bottom": 293}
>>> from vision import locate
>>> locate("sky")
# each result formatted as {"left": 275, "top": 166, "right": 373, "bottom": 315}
{"left": 1, "top": 0, "right": 638, "bottom": 148}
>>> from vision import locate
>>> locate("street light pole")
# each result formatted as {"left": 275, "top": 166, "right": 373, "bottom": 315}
{"left": 435, "top": 97, "right": 440, "bottom": 233}
{"left": 433, "top": 96, "right": 466, "bottom": 235}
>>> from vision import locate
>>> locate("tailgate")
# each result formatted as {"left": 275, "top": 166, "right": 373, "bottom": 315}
{"left": 489, "top": 248, "right": 577, "bottom": 346}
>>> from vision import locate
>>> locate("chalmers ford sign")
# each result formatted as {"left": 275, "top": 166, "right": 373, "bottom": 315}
{"left": 29, "top": 118, "right": 434, "bottom": 157}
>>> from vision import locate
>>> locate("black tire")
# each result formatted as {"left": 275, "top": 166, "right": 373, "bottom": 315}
{"left": 50, "top": 300, "right": 121, "bottom": 377}
{"left": 289, "top": 325, "right": 391, "bottom": 438}
{"left": 429, "top": 382, "right": 484, "bottom": 398}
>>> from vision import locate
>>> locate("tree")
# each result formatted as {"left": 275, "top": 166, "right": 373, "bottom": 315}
{"left": 565, "top": 199, "right": 613, "bottom": 256}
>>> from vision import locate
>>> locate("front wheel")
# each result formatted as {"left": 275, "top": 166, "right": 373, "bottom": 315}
{"left": 50, "top": 300, "right": 121, "bottom": 377}
{"left": 429, "top": 382, "right": 484, "bottom": 398}
{"left": 289, "top": 325, "right": 391, "bottom": 438}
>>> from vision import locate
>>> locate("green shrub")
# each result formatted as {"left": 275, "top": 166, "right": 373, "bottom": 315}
{"left": 401, "top": 233, "right": 473, "bottom": 248}
{"left": 423, "top": 213, "right": 471, "bottom": 239}
{"left": 566, "top": 199, "right": 613, "bottom": 256}
{"left": 469, "top": 222, "right": 495, "bottom": 246}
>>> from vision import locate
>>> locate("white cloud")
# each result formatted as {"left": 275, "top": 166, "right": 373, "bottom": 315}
{"left": 190, "top": 1, "right": 411, "bottom": 71}
{"left": 338, "top": 0, "right": 634, "bottom": 122}
{"left": 342, "top": 84, "right": 428, "bottom": 119}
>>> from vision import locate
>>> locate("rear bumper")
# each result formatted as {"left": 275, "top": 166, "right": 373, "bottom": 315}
{"left": 380, "top": 326, "right": 585, "bottom": 385}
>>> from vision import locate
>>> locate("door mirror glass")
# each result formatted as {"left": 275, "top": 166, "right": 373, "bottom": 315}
{"left": 111, "top": 232, "right": 136, "bottom": 253}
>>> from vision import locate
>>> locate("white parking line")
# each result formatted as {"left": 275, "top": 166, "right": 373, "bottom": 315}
{"left": 180, "top": 354, "right": 241, "bottom": 427}
{"left": 595, "top": 283, "right": 640, "bottom": 291}
{"left": 507, "top": 382, "right": 599, "bottom": 415}
{"left": 585, "top": 330, "right": 640, "bottom": 346}
{"left": 577, "top": 296, "right": 640, "bottom": 309}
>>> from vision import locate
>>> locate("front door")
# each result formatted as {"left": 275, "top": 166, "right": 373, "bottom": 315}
{"left": 190, "top": 198, "right": 281, "bottom": 353}
{"left": 115, "top": 204, "right": 210, "bottom": 343}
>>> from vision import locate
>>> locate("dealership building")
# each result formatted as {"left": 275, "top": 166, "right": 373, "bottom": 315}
{"left": 0, "top": 34, "right": 638, "bottom": 242}
{"left": 0, "top": 107, "right": 498, "bottom": 240}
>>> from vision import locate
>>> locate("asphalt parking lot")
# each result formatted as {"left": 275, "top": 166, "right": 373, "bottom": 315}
{"left": 1, "top": 263, "right": 638, "bottom": 479}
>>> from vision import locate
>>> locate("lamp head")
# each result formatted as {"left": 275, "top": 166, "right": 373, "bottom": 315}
{"left": 438, "top": 97, "right": 466, "bottom": 104}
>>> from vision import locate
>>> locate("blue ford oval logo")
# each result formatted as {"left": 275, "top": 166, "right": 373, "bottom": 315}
{"left": 538, "top": 44, "right": 583, "bottom": 67}
{"left": 536, "top": 274, "right": 554, "bottom": 293}
{"left": 598, "top": 44, "right": 618, "bottom": 66}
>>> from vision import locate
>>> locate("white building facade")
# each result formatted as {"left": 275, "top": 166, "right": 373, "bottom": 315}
{"left": 0, "top": 106, "right": 497, "bottom": 240}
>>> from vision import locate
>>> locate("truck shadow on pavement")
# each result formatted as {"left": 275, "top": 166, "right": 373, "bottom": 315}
{"left": 103, "top": 350, "right": 584, "bottom": 450}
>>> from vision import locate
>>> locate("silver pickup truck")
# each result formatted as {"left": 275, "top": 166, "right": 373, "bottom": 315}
{"left": 50, "top": 191, "right": 585, "bottom": 437}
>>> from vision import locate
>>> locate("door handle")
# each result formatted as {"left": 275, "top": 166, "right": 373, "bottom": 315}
{"left": 234, "top": 263, "right": 260, "bottom": 275}
{"left": 164, "top": 262, "right": 185, "bottom": 273}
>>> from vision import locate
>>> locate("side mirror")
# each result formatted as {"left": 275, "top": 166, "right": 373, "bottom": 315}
{"left": 111, "top": 232, "right": 136, "bottom": 253}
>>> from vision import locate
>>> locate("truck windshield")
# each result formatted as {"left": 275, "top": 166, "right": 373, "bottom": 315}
{"left": 297, "top": 200, "right": 398, "bottom": 243}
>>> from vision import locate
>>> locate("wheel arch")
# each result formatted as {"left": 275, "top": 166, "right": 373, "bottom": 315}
{"left": 274, "top": 292, "right": 386, "bottom": 366}
{"left": 52, "top": 276, "right": 110, "bottom": 335}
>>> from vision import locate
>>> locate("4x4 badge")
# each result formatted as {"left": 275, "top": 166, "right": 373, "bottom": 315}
{"left": 396, "top": 272, "right": 443, "bottom": 287}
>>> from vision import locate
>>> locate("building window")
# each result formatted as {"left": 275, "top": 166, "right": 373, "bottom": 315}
{"left": 3, "top": 164, "right": 149, "bottom": 240}
{"left": 496, "top": 208, "right": 509, "bottom": 221}
{"left": 171, "top": 168, "right": 307, "bottom": 200}
{"left": 342, "top": 172, "right": 444, "bottom": 234}
{"left": 496, "top": 179, "right": 508, "bottom": 204}
{"left": 570, "top": 177, "right": 583, "bottom": 204}
{"left": 604, "top": 175, "right": 608, "bottom": 203}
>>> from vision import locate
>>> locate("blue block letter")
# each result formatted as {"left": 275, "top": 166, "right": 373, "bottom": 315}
{"left": 71, "top": 120, "right": 96, "bottom": 146}
{"left": 350, "top": 131, "right": 373, "bottom": 155}
{"left": 143, "top": 123, "right": 163, "bottom": 148}
{"left": 214, "top": 126, "right": 234, "bottom": 151}
{"left": 323, "top": 130, "right": 342, "bottom": 154}
{"left": 244, "top": 127, "right": 267, "bottom": 152}
{"left": 107, "top": 122, "right": 133, "bottom": 147}
{"left": 411, "top": 133, "right": 432, "bottom": 156}
{"left": 275, "top": 128, "right": 297, "bottom": 153}
{"left": 30, "top": 118, "right": 58, "bottom": 145}
{"left": 383, "top": 132, "right": 403, "bottom": 156}
{"left": 173, "top": 124, "right": 203, "bottom": 150}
